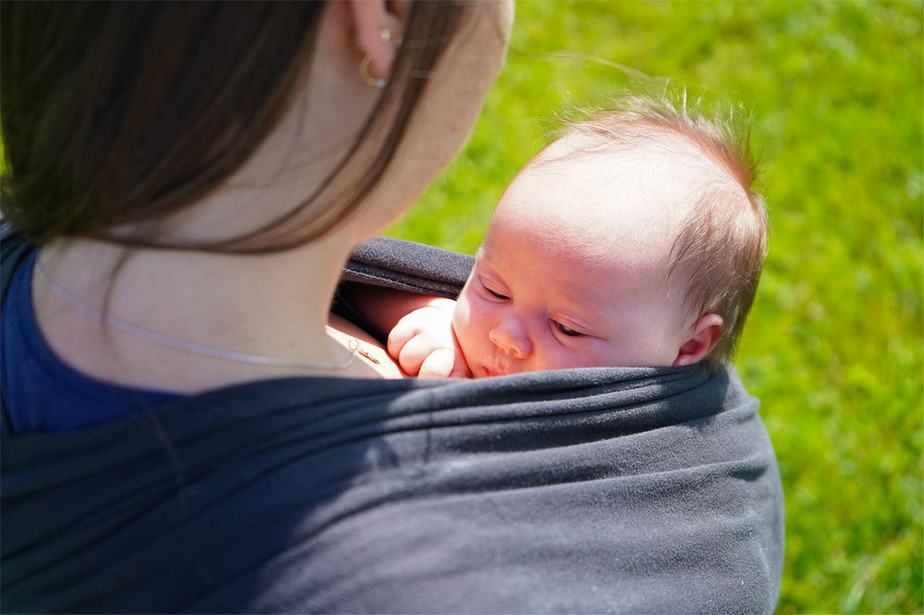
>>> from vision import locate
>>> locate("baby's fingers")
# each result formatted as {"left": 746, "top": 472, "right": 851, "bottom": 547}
{"left": 387, "top": 321, "right": 419, "bottom": 361}
{"left": 397, "top": 334, "right": 440, "bottom": 377}
{"left": 418, "top": 347, "right": 456, "bottom": 379}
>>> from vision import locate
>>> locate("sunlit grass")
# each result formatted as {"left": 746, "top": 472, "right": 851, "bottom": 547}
{"left": 389, "top": 1, "right": 923, "bottom": 612}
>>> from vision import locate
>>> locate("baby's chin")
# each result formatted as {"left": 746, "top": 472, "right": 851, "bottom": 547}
{"left": 460, "top": 354, "right": 507, "bottom": 379}
{"left": 476, "top": 364, "right": 505, "bottom": 378}
{"left": 470, "top": 358, "right": 533, "bottom": 378}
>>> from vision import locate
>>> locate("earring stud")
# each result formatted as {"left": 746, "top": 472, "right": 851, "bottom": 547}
{"left": 359, "top": 55, "right": 386, "bottom": 89}
{"left": 379, "top": 27, "right": 403, "bottom": 46}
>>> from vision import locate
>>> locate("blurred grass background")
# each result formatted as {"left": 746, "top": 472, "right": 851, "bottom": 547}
{"left": 389, "top": 1, "right": 923, "bottom": 612}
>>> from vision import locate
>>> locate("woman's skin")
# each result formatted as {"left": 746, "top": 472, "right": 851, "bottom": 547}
{"left": 28, "top": 0, "right": 512, "bottom": 393}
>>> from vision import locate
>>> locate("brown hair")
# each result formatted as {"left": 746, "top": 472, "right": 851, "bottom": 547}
{"left": 1, "top": 1, "right": 477, "bottom": 252}
{"left": 565, "top": 92, "right": 769, "bottom": 367}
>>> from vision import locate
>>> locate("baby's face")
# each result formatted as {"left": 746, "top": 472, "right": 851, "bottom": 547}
{"left": 453, "top": 225, "right": 686, "bottom": 377}
{"left": 452, "top": 142, "right": 698, "bottom": 377}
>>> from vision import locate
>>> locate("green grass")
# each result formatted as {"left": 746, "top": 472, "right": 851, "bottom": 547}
{"left": 388, "top": 1, "right": 924, "bottom": 612}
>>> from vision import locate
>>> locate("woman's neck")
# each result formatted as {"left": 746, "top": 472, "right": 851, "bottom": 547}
{"left": 27, "top": 2, "right": 398, "bottom": 391}
{"left": 33, "top": 228, "right": 385, "bottom": 393}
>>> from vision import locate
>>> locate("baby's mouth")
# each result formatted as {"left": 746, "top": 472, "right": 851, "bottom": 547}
{"left": 481, "top": 363, "right": 509, "bottom": 378}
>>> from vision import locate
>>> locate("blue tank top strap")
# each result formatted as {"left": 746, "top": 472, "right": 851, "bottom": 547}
{"left": 1, "top": 244, "right": 185, "bottom": 433}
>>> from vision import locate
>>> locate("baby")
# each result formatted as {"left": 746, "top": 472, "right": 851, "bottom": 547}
{"left": 365, "top": 96, "right": 767, "bottom": 378}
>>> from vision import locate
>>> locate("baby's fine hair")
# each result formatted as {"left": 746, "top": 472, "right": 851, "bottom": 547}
{"left": 564, "top": 92, "right": 769, "bottom": 367}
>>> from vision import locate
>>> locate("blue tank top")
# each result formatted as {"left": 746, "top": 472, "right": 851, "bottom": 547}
{"left": 2, "top": 249, "right": 185, "bottom": 432}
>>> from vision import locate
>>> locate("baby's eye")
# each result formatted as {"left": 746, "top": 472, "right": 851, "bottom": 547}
{"left": 554, "top": 321, "right": 584, "bottom": 337}
{"left": 479, "top": 278, "right": 509, "bottom": 300}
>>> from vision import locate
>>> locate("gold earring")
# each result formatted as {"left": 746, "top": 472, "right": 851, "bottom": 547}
{"left": 359, "top": 56, "right": 385, "bottom": 89}
{"left": 379, "top": 27, "right": 403, "bottom": 46}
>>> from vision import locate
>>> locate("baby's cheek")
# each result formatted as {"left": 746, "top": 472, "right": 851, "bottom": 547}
{"left": 452, "top": 290, "right": 484, "bottom": 356}
{"left": 451, "top": 291, "right": 474, "bottom": 340}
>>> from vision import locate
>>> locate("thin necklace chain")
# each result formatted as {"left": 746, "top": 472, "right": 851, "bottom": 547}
{"left": 35, "top": 260, "right": 359, "bottom": 372}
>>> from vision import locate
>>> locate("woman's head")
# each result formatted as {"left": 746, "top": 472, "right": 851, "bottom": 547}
{"left": 1, "top": 1, "right": 511, "bottom": 252}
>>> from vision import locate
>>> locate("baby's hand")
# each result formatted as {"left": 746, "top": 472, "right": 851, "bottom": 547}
{"left": 387, "top": 299, "right": 471, "bottom": 379}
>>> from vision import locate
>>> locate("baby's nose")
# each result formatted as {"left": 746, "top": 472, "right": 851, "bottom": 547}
{"left": 488, "top": 317, "right": 531, "bottom": 359}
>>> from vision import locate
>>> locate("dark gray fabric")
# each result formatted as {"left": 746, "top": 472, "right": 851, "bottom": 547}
{"left": 343, "top": 236, "right": 474, "bottom": 297}
{"left": 1, "top": 233, "right": 784, "bottom": 613}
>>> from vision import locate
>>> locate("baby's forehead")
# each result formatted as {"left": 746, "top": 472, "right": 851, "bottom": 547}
{"left": 498, "top": 127, "right": 743, "bottom": 256}
{"left": 481, "top": 223, "right": 675, "bottom": 306}
{"left": 489, "top": 196, "right": 676, "bottom": 287}
{"left": 499, "top": 141, "right": 694, "bottom": 247}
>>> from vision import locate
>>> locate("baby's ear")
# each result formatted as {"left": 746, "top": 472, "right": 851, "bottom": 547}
{"left": 672, "top": 313, "right": 724, "bottom": 367}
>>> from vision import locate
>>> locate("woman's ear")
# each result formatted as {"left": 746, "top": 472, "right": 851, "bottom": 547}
{"left": 672, "top": 313, "right": 724, "bottom": 367}
{"left": 348, "top": 0, "right": 405, "bottom": 85}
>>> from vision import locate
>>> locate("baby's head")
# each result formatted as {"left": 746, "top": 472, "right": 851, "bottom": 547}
{"left": 453, "top": 95, "right": 768, "bottom": 377}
